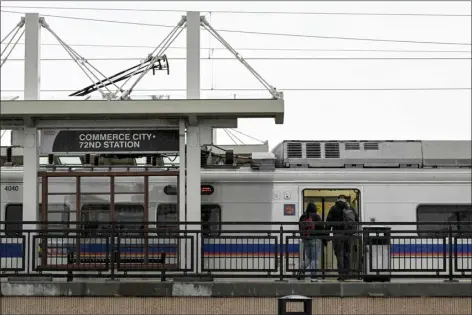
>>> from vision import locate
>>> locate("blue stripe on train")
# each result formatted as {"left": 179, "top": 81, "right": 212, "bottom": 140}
{"left": 1, "top": 243, "right": 472, "bottom": 258}
{"left": 0, "top": 243, "right": 24, "bottom": 258}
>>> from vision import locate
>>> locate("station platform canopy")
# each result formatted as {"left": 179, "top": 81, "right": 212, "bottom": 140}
{"left": 0, "top": 98, "right": 284, "bottom": 128}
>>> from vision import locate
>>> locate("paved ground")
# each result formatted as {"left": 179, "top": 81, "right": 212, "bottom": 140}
{"left": 2, "top": 296, "right": 472, "bottom": 315}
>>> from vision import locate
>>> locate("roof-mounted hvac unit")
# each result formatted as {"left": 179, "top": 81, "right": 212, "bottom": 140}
{"left": 271, "top": 140, "right": 472, "bottom": 169}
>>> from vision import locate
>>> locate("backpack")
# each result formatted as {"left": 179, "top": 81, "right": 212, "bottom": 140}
{"left": 342, "top": 207, "right": 357, "bottom": 231}
{"left": 300, "top": 215, "right": 316, "bottom": 238}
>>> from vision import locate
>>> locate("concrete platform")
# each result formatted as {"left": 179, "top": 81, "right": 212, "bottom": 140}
{"left": 1, "top": 279, "right": 471, "bottom": 297}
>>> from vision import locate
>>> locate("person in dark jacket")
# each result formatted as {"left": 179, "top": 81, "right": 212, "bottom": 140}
{"left": 326, "top": 195, "right": 358, "bottom": 281}
{"left": 297, "top": 203, "right": 326, "bottom": 281}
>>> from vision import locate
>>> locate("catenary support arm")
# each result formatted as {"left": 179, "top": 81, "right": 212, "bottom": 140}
{"left": 117, "top": 16, "right": 187, "bottom": 100}
{"left": 0, "top": 18, "right": 25, "bottom": 68}
{"left": 200, "top": 17, "right": 282, "bottom": 99}
{"left": 40, "top": 19, "right": 120, "bottom": 98}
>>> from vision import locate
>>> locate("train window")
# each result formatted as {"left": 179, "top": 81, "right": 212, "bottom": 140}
{"left": 202, "top": 205, "right": 221, "bottom": 237}
{"left": 156, "top": 204, "right": 222, "bottom": 236}
{"left": 5, "top": 203, "right": 70, "bottom": 236}
{"left": 115, "top": 204, "right": 145, "bottom": 234}
{"left": 156, "top": 204, "right": 179, "bottom": 234}
{"left": 417, "top": 204, "right": 472, "bottom": 237}
{"left": 81, "top": 204, "right": 110, "bottom": 236}
{"left": 81, "top": 203, "right": 145, "bottom": 235}
{"left": 37, "top": 204, "right": 70, "bottom": 231}
{"left": 5, "top": 204, "right": 23, "bottom": 236}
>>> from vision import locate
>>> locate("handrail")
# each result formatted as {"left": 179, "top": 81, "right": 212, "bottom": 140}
{"left": 1, "top": 221, "right": 470, "bottom": 282}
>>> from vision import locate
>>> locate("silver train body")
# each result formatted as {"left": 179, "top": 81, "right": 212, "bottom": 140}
{"left": 1, "top": 165, "right": 471, "bottom": 277}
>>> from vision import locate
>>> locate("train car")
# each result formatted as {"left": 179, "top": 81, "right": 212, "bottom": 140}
{"left": 1, "top": 140, "right": 471, "bottom": 279}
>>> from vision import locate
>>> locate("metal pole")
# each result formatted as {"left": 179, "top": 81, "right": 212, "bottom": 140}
{"left": 186, "top": 11, "right": 202, "bottom": 275}
{"left": 178, "top": 119, "right": 187, "bottom": 271}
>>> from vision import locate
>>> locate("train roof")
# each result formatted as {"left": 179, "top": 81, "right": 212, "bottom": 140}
{"left": 270, "top": 140, "right": 471, "bottom": 169}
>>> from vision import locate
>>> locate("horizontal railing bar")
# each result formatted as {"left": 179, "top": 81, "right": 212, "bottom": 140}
{"left": 44, "top": 191, "right": 145, "bottom": 195}
{"left": 38, "top": 171, "right": 179, "bottom": 177}
{"left": 1, "top": 220, "right": 470, "bottom": 281}
{"left": 2, "top": 221, "right": 471, "bottom": 225}
{"left": 0, "top": 229, "right": 466, "bottom": 239}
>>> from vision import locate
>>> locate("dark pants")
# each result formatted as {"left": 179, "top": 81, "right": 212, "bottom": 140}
{"left": 333, "top": 236, "right": 351, "bottom": 278}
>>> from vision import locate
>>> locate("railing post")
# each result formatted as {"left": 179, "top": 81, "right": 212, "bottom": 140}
{"left": 110, "top": 222, "right": 116, "bottom": 281}
{"left": 278, "top": 224, "right": 285, "bottom": 282}
{"left": 445, "top": 224, "right": 457, "bottom": 282}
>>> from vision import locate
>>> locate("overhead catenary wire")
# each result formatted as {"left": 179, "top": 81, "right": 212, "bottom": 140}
{"left": 5, "top": 57, "right": 471, "bottom": 61}
{"left": 2, "top": 88, "right": 470, "bottom": 92}
{"left": 1, "top": 10, "right": 470, "bottom": 46}
{"left": 1, "top": 10, "right": 178, "bottom": 28}
{"left": 226, "top": 129, "right": 245, "bottom": 145}
{"left": 112, "top": 17, "right": 185, "bottom": 99}
{"left": 41, "top": 22, "right": 117, "bottom": 97}
{"left": 222, "top": 129, "right": 240, "bottom": 145}
{"left": 1, "top": 26, "right": 17, "bottom": 44}
{"left": 201, "top": 16, "right": 280, "bottom": 98}
{"left": 0, "top": 28, "right": 24, "bottom": 68}
{"left": 2, "top": 42, "right": 471, "bottom": 53}
{"left": 229, "top": 129, "right": 265, "bottom": 144}
{"left": 2, "top": 5, "right": 471, "bottom": 17}
{"left": 1, "top": 18, "right": 24, "bottom": 44}
{"left": 40, "top": 20, "right": 133, "bottom": 98}
{"left": 1, "top": 22, "right": 23, "bottom": 56}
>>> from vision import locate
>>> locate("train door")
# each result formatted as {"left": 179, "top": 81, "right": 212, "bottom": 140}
{"left": 302, "top": 189, "right": 361, "bottom": 278}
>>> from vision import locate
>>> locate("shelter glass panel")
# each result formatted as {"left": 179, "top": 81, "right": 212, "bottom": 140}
{"left": 156, "top": 203, "right": 221, "bottom": 236}
{"left": 81, "top": 203, "right": 145, "bottom": 235}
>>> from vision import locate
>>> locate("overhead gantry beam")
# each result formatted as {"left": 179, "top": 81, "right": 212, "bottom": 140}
{"left": 0, "top": 99, "right": 284, "bottom": 126}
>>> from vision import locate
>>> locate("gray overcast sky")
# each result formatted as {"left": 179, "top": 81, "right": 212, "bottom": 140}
{"left": 1, "top": 1, "right": 471, "bottom": 148}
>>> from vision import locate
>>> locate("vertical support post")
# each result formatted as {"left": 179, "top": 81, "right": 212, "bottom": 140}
{"left": 24, "top": 13, "right": 41, "bottom": 100}
{"left": 186, "top": 11, "right": 200, "bottom": 100}
{"left": 40, "top": 176, "right": 47, "bottom": 268}
{"left": 178, "top": 119, "right": 189, "bottom": 271}
{"left": 186, "top": 11, "right": 202, "bottom": 274}
{"left": 23, "top": 128, "right": 39, "bottom": 273}
{"left": 143, "top": 175, "right": 149, "bottom": 264}
{"left": 22, "top": 13, "right": 41, "bottom": 274}
{"left": 212, "top": 129, "right": 218, "bottom": 145}
{"left": 75, "top": 177, "right": 81, "bottom": 265}
{"left": 186, "top": 125, "right": 201, "bottom": 274}
{"left": 109, "top": 175, "right": 116, "bottom": 279}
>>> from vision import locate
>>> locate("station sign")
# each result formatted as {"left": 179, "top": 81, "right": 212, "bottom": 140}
{"left": 40, "top": 129, "right": 179, "bottom": 154}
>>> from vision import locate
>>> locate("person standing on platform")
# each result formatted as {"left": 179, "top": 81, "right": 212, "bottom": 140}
{"left": 297, "top": 203, "right": 326, "bottom": 282}
{"left": 326, "top": 195, "right": 358, "bottom": 281}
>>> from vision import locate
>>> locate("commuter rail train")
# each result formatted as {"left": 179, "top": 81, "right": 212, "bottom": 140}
{"left": 1, "top": 140, "right": 471, "bottom": 278}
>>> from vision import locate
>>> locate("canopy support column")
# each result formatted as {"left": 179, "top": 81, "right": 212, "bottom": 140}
{"left": 22, "top": 13, "right": 41, "bottom": 274}
{"left": 186, "top": 11, "right": 203, "bottom": 274}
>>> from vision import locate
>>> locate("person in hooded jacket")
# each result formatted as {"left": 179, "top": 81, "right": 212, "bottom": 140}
{"left": 326, "top": 195, "right": 359, "bottom": 281}
{"left": 297, "top": 203, "right": 327, "bottom": 281}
